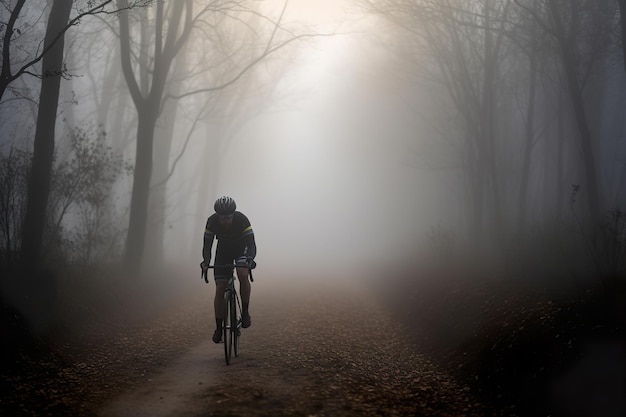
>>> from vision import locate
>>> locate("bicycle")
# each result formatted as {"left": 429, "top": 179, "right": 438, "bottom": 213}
{"left": 202, "top": 264, "right": 254, "bottom": 365}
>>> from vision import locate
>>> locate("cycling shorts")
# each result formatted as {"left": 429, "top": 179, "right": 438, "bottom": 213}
{"left": 213, "top": 240, "right": 249, "bottom": 281}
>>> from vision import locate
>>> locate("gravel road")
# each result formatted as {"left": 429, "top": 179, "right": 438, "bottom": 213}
{"left": 92, "top": 273, "right": 487, "bottom": 417}
{"left": 2, "top": 269, "right": 494, "bottom": 416}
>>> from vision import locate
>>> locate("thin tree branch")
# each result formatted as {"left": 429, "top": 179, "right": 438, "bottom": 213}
{"left": 169, "top": 32, "right": 336, "bottom": 100}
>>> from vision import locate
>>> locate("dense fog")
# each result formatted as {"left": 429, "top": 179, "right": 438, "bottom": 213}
{"left": 3, "top": 4, "right": 626, "bottom": 416}
{"left": 175, "top": 31, "right": 450, "bottom": 271}
{"left": 2, "top": 0, "right": 626, "bottom": 285}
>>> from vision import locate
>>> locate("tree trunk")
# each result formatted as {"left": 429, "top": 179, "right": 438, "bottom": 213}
{"left": 146, "top": 105, "right": 176, "bottom": 263}
{"left": 517, "top": 34, "right": 538, "bottom": 232}
{"left": 97, "top": 44, "right": 122, "bottom": 127}
{"left": 145, "top": 43, "right": 190, "bottom": 263}
{"left": 124, "top": 108, "right": 157, "bottom": 268}
{"left": 481, "top": 21, "right": 500, "bottom": 238}
{"left": 549, "top": 2, "right": 602, "bottom": 222}
{"left": 465, "top": 132, "right": 484, "bottom": 241}
{"left": 118, "top": 0, "right": 190, "bottom": 271}
{"left": 618, "top": 0, "right": 626, "bottom": 76}
{"left": 554, "top": 81, "right": 566, "bottom": 224}
{"left": 20, "top": 0, "right": 73, "bottom": 271}
{"left": 0, "top": 0, "right": 26, "bottom": 102}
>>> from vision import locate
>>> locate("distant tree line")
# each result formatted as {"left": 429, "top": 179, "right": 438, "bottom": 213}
{"left": 360, "top": 0, "right": 626, "bottom": 284}
{"left": 0, "top": 0, "right": 316, "bottom": 275}
{"left": 0, "top": 0, "right": 322, "bottom": 329}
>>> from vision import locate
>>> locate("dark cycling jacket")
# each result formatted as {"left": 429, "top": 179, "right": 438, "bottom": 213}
{"left": 202, "top": 211, "right": 256, "bottom": 261}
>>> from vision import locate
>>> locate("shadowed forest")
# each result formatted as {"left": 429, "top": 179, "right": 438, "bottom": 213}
{"left": 1, "top": 1, "right": 626, "bottom": 416}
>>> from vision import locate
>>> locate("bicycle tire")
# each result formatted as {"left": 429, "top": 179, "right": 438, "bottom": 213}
{"left": 233, "top": 292, "right": 240, "bottom": 357}
{"left": 224, "top": 290, "right": 234, "bottom": 365}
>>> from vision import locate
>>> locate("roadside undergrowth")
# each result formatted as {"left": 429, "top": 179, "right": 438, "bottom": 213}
{"left": 373, "top": 259, "right": 625, "bottom": 417}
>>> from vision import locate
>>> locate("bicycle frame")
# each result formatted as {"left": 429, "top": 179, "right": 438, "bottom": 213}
{"left": 202, "top": 264, "right": 254, "bottom": 364}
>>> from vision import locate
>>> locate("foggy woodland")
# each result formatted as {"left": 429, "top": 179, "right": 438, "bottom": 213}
{"left": 1, "top": 0, "right": 626, "bottom": 415}
{"left": 2, "top": 0, "right": 624, "bottom": 280}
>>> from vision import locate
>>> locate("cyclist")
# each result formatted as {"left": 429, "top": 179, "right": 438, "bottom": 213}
{"left": 201, "top": 196, "right": 257, "bottom": 343}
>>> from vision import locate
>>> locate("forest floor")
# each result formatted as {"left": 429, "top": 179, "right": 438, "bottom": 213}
{"left": 1, "top": 263, "right": 625, "bottom": 417}
{"left": 373, "top": 261, "right": 626, "bottom": 417}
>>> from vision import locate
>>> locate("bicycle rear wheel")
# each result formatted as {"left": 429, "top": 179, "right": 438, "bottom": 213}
{"left": 223, "top": 290, "right": 234, "bottom": 365}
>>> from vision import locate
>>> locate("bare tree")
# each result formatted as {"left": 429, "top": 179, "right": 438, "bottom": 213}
{"left": 2, "top": 1, "right": 151, "bottom": 273}
{"left": 0, "top": 0, "right": 28, "bottom": 102}
{"left": 508, "top": 1, "right": 551, "bottom": 232}
{"left": 361, "top": 0, "right": 515, "bottom": 242}
{"left": 117, "top": 0, "right": 194, "bottom": 269}
{"left": 19, "top": 0, "right": 73, "bottom": 272}
{"left": 144, "top": 43, "right": 189, "bottom": 262}
{"left": 516, "top": 0, "right": 618, "bottom": 222}
{"left": 117, "top": 0, "right": 329, "bottom": 270}
{"left": 0, "top": 1, "right": 142, "bottom": 102}
{"left": 547, "top": 1, "right": 602, "bottom": 221}
{"left": 618, "top": 0, "right": 626, "bottom": 75}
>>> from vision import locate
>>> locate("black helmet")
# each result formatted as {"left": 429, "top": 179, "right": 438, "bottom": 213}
{"left": 214, "top": 196, "right": 236, "bottom": 215}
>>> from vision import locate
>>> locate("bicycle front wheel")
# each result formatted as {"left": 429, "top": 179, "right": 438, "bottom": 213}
{"left": 233, "top": 293, "right": 240, "bottom": 357}
{"left": 223, "top": 291, "right": 234, "bottom": 365}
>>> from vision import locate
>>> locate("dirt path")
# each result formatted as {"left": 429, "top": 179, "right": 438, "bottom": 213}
{"left": 95, "top": 275, "right": 486, "bottom": 417}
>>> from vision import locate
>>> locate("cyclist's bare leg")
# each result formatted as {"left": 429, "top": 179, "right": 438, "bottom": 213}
{"left": 236, "top": 267, "right": 251, "bottom": 306}
{"left": 214, "top": 280, "right": 227, "bottom": 326}
{"left": 236, "top": 267, "right": 252, "bottom": 328}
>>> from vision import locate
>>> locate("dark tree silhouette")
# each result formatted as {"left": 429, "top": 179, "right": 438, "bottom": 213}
{"left": 19, "top": 0, "right": 73, "bottom": 271}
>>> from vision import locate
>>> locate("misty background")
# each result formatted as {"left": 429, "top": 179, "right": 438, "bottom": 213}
{"left": 2, "top": 0, "right": 626, "bottom": 303}
{"left": 3, "top": 3, "right": 626, "bottom": 415}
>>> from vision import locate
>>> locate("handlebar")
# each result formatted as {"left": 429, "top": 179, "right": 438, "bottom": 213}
{"left": 201, "top": 264, "right": 254, "bottom": 283}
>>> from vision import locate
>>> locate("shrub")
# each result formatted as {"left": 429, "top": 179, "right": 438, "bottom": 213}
{"left": 0, "top": 147, "right": 30, "bottom": 269}
{"left": 0, "top": 123, "right": 132, "bottom": 271}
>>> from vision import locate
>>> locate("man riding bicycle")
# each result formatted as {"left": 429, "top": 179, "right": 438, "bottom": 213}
{"left": 201, "top": 196, "right": 257, "bottom": 343}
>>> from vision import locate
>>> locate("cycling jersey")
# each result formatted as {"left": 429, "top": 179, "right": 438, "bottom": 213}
{"left": 204, "top": 211, "right": 254, "bottom": 244}
{"left": 203, "top": 211, "right": 256, "bottom": 280}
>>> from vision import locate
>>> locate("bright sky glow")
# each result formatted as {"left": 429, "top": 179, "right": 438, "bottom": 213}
{"left": 212, "top": 25, "right": 440, "bottom": 271}
{"left": 166, "top": 1, "right": 448, "bottom": 272}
